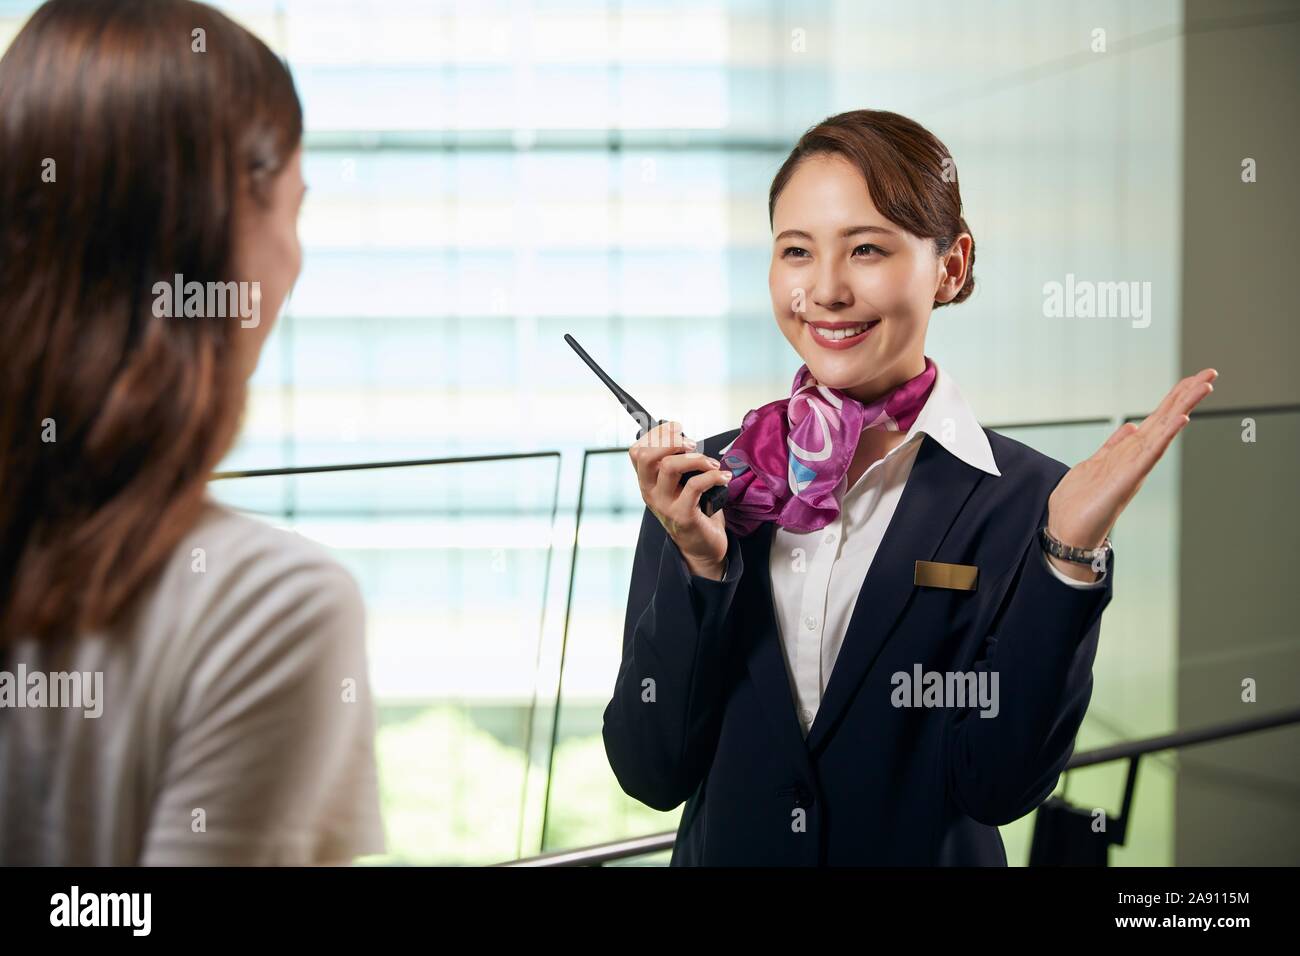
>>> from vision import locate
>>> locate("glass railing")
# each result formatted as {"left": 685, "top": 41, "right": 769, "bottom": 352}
{"left": 548, "top": 405, "right": 1300, "bottom": 866}
{"left": 504, "top": 705, "right": 1300, "bottom": 866}
{"left": 539, "top": 447, "right": 677, "bottom": 856}
{"left": 994, "top": 416, "right": 1179, "bottom": 866}
{"left": 210, "top": 451, "right": 562, "bottom": 865}
{"left": 208, "top": 403, "right": 1298, "bottom": 865}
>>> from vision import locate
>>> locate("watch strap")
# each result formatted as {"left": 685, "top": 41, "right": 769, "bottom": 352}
{"left": 1039, "top": 525, "right": 1111, "bottom": 570}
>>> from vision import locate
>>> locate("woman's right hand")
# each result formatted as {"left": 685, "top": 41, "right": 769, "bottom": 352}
{"left": 629, "top": 421, "right": 733, "bottom": 580}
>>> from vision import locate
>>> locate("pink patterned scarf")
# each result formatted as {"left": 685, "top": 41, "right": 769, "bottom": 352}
{"left": 720, "top": 356, "right": 938, "bottom": 536}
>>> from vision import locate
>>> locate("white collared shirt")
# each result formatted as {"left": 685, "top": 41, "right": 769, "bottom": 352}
{"left": 748, "top": 361, "right": 1106, "bottom": 739}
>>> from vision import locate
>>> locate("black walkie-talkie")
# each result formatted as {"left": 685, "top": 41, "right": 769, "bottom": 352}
{"left": 564, "top": 333, "right": 728, "bottom": 518}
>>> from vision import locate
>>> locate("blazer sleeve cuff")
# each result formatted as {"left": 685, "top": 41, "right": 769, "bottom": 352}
{"left": 669, "top": 529, "right": 744, "bottom": 626}
{"left": 995, "top": 525, "right": 1115, "bottom": 665}
{"left": 1039, "top": 543, "right": 1109, "bottom": 589}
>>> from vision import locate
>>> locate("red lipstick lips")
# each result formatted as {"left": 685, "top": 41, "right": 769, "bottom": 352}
{"left": 805, "top": 318, "right": 880, "bottom": 350}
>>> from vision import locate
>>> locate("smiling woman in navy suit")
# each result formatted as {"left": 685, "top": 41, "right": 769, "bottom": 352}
{"left": 602, "top": 109, "right": 1216, "bottom": 866}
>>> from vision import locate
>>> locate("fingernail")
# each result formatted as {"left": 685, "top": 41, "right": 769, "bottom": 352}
{"left": 706, "top": 457, "right": 720, "bottom": 467}
{"left": 721, "top": 470, "right": 733, "bottom": 480}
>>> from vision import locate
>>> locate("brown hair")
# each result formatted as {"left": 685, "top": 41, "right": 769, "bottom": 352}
{"left": 0, "top": 0, "right": 302, "bottom": 645}
{"left": 768, "top": 109, "right": 975, "bottom": 307}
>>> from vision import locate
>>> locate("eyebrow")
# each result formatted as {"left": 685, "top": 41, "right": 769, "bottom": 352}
{"left": 774, "top": 225, "right": 898, "bottom": 242}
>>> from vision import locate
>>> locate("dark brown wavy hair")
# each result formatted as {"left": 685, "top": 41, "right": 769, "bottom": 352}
{"left": 0, "top": 0, "right": 302, "bottom": 645}
{"left": 769, "top": 109, "right": 975, "bottom": 308}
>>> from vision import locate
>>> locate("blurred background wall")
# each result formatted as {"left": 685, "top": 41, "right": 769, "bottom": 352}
{"left": 2, "top": 0, "right": 1294, "bottom": 864}
{"left": 1176, "top": 0, "right": 1300, "bottom": 865}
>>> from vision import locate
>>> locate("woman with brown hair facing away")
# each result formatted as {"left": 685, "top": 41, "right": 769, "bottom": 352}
{"left": 0, "top": 0, "right": 384, "bottom": 865}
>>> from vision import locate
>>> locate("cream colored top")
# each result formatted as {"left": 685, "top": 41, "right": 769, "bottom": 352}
{"left": 0, "top": 500, "right": 386, "bottom": 865}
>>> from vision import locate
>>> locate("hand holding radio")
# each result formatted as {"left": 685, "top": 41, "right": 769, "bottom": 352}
{"left": 563, "top": 334, "right": 731, "bottom": 581}
{"left": 628, "top": 421, "right": 731, "bottom": 580}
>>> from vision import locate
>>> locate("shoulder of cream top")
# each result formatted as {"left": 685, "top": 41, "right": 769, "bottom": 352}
{"left": 128, "top": 499, "right": 366, "bottom": 710}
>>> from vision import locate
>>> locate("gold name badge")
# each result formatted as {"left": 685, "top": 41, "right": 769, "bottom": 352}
{"left": 914, "top": 560, "right": 979, "bottom": 591}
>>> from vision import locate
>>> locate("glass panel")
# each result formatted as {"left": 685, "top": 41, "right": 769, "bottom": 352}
{"left": 210, "top": 454, "right": 561, "bottom": 864}
{"left": 542, "top": 450, "right": 679, "bottom": 853}
{"left": 994, "top": 421, "right": 1179, "bottom": 866}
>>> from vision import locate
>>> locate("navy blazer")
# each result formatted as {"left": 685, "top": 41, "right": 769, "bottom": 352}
{"left": 602, "top": 425, "right": 1114, "bottom": 865}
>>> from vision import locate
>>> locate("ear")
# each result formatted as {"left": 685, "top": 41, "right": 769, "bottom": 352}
{"left": 935, "top": 234, "right": 972, "bottom": 303}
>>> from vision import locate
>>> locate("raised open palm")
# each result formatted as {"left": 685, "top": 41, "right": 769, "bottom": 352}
{"left": 1047, "top": 368, "right": 1218, "bottom": 551}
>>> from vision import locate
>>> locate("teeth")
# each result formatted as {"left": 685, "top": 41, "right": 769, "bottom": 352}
{"left": 812, "top": 324, "right": 870, "bottom": 341}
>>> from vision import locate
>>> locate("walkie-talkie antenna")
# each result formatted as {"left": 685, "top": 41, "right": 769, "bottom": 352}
{"left": 563, "top": 333, "right": 658, "bottom": 437}
{"left": 563, "top": 333, "right": 727, "bottom": 516}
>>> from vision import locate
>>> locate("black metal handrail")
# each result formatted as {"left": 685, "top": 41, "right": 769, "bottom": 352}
{"left": 501, "top": 705, "right": 1300, "bottom": 866}
{"left": 208, "top": 402, "right": 1300, "bottom": 481}
{"left": 211, "top": 449, "right": 560, "bottom": 481}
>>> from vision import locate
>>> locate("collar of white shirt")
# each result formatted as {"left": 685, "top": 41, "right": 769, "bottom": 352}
{"left": 900, "top": 359, "right": 1002, "bottom": 478}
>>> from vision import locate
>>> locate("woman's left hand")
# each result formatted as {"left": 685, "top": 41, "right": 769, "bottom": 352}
{"left": 1046, "top": 368, "right": 1219, "bottom": 575}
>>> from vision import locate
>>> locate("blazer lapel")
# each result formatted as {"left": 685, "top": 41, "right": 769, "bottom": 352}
{"left": 804, "top": 433, "right": 986, "bottom": 753}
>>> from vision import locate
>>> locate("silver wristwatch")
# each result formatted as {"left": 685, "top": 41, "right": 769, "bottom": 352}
{"left": 1039, "top": 525, "right": 1112, "bottom": 573}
